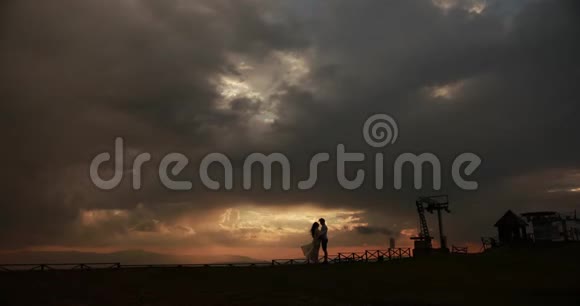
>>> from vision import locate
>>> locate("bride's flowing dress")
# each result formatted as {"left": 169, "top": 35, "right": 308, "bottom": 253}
{"left": 301, "top": 229, "right": 321, "bottom": 263}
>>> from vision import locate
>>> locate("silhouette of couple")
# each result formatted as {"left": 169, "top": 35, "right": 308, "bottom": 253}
{"left": 301, "top": 218, "right": 329, "bottom": 264}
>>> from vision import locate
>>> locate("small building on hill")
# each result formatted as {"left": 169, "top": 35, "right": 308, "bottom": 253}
{"left": 521, "top": 211, "right": 561, "bottom": 242}
{"left": 494, "top": 210, "right": 528, "bottom": 244}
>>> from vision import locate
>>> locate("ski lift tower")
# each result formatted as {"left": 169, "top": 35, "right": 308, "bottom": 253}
{"left": 424, "top": 195, "right": 450, "bottom": 251}
{"left": 410, "top": 195, "right": 450, "bottom": 255}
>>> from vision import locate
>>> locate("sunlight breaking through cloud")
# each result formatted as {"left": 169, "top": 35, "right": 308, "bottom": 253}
{"left": 217, "top": 206, "right": 368, "bottom": 242}
{"left": 426, "top": 80, "right": 465, "bottom": 100}
{"left": 432, "top": 0, "right": 487, "bottom": 14}
{"left": 215, "top": 51, "right": 311, "bottom": 124}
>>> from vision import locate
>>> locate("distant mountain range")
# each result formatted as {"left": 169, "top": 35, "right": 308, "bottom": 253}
{"left": 0, "top": 250, "right": 265, "bottom": 265}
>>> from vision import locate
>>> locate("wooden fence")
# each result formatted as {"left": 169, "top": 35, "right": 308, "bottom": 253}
{"left": 451, "top": 245, "right": 468, "bottom": 254}
{"left": 272, "top": 248, "right": 412, "bottom": 265}
{"left": 0, "top": 263, "right": 121, "bottom": 272}
{"left": 0, "top": 248, "right": 412, "bottom": 272}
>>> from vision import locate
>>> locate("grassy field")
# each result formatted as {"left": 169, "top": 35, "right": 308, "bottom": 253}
{"left": 1, "top": 245, "right": 579, "bottom": 306}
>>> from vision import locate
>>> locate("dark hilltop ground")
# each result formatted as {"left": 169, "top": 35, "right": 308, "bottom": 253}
{"left": 1, "top": 244, "right": 579, "bottom": 306}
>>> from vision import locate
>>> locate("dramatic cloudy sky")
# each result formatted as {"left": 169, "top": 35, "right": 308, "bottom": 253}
{"left": 1, "top": 0, "right": 579, "bottom": 261}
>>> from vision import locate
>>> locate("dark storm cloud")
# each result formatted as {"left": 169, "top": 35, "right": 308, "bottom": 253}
{"left": 0, "top": 0, "right": 307, "bottom": 248}
{"left": 269, "top": 0, "right": 580, "bottom": 243}
{"left": 1, "top": 0, "right": 580, "bottom": 250}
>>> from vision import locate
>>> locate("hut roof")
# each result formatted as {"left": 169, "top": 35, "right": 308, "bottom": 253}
{"left": 494, "top": 210, "right": 528, "bottom": 227}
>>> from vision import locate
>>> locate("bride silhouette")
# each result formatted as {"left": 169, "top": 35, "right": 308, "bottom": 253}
{"left": 301, "top": 222, "right": 322, "bottom": 263}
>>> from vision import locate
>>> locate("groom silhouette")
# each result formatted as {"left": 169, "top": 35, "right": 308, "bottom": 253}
{"left": 319, "top": 218, "right": 328, "bottom": 263}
